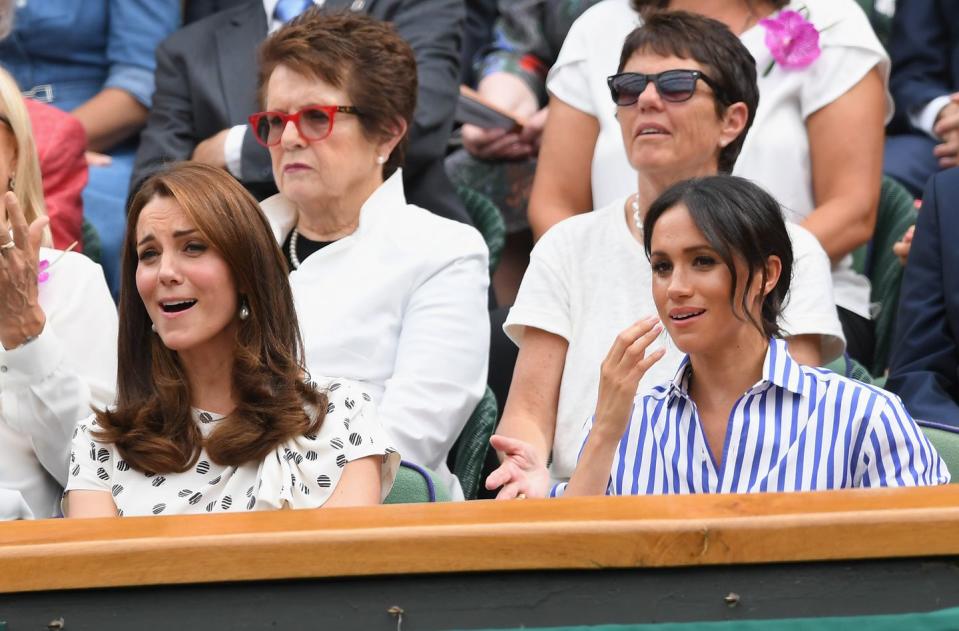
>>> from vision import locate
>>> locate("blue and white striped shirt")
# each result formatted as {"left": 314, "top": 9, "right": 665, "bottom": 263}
{"left": 552, "top": 339, "right": 950, "bottom": 496}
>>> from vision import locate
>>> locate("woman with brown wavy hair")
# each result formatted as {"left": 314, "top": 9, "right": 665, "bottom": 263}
{"left": 64, "top": 162, "right": 398, "bottom": 518}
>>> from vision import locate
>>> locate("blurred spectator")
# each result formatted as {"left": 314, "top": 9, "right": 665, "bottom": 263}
{"left": 462, "top": 0, "right": 499, "bottom": 86}
{"left": 884, "top": 1, "right": 959, "bottom": 198}
{"left": 24, "top": 99, "right": 86, "bottom": 251}
{"left": 133, "top": 0, "right": 470, "bottom": 225}
{"left": 887, "top": 168, "right": 959, "bottom": 428}
{"left": 0, "top": 64, "right": 116, "bottom": 520}
{"left": 447, "top": 1, "right": 600, "bottom": 306}
{"left": 0, "top": 0, "right": 180, "bottom": 295}
{"left": 527, "top": 0, "right": 888, "bottom": 366}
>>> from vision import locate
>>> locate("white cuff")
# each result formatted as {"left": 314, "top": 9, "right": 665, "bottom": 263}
{"left": 224, "top": 124, "right": 247, "bottom": 178}
{"left": 0, "top": 324, "right": 63, "bottom": 388}
{"left": 910, "top": 95, "right": 953, "bottom": 139}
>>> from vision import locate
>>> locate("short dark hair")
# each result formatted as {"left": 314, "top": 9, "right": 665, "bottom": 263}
{"left": 617, "top": 11, "right": 759, "bottom": 174}
{"left": 643, "top": 175, "right": 794, "bottom": 339}
{"left": 257, "top": 9, "right": 417, "bottom": 178}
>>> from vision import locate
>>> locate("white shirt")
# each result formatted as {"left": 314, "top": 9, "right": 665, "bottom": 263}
{"left": 550, "top": 339, "right": 949, "bottom": 497}
{"left": 548, "top": 0, "right": 891, "bottom": 319}
{"left": 65, "top": 377, "right": 399, "bottom": 515}
{"left": 0, "top": 249, "right": 117, "bottom": 519}
{"left": 505, "top": 197, "right": 845, "bottom": 485}
{"left": 261, "top": 171, "right": 490, "bottom": 498}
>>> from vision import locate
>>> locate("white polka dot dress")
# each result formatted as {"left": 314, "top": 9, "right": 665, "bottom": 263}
{"left": 64, "top": 378, "right": 399, "bottom": 516}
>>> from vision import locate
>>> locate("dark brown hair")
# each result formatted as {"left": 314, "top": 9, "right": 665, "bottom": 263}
{"left": 257, "top": 9, "right": 418, "bottom": 178}
{"left": 95, "top": 162, "right": 325, "bottom": 474}
{"left": 617, "top": 11, "right": 760, "bottom": 174}
{"left": 644, "top": 175, "right": 793, "bottom": 339}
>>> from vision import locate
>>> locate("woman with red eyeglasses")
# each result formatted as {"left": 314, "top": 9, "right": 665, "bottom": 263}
{"left": 251, "top": 11, "right": 490, "bottom": 500}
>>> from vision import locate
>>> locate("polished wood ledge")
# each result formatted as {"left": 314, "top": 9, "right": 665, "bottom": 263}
{"left": 2, "top": 485, "right": 959, "bottom": 594}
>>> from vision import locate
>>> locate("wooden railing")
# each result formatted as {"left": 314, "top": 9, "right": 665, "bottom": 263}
{"left": 2, "top": 485, "right": 959, "bottom": 594}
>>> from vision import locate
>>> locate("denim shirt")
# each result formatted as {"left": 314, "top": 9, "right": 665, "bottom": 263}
{"left": 0, "top": 0, "right": 179, "bottom": 110}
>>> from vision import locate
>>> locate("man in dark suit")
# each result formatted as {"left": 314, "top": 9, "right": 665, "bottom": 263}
{"left": 887, "top": 168, "right": 959, "bottom": 428}
{"left": 133, "top": 0, "right": 471, "bottom": 224}
{"left": 884, "top": 0, "right": 959, "bottom": 198}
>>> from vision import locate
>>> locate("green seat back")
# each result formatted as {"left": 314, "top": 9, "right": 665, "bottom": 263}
{"left": 823, "top": 354, "right": 879, "bottom": 386}
{"left": 81, "top": 218, "right": 102, "bottom": 265}
{"left": 862, "top": 177, "right": 917, "bottom": 377}
{"left": 449, "top": 386, "right": 498, "bottom": 500}
{"left": 920, "top": 426, "right": 959, "bottom": 484}
{"left": 852, "top": 0, "right": 893, "bottom": 48}
{"left": 384, "top": 461, "right": 451, "bottom": 504}
{"left": 457, "top": 185, "right": 506, "bottom": 273}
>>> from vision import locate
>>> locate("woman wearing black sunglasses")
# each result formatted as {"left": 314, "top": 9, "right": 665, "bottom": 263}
{"left": 489, "top": 11, "right": 844, "bottom": 500}
{"left": 252, "top": 11, "right": 490, "bottom": 500}
{"left": 528, "top": 0, "right": 887, "bottom": 366}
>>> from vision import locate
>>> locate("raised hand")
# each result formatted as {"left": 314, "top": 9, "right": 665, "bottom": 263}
{"left": 0, "top": 191, "right": 48, "bottom": 350}
{"left": 592, "top": 316, "right": 665, "bottom": 443}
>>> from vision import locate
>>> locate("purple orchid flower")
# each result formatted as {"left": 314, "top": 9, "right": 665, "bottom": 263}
{"left": 37, "top": 259, "right": 50, "bottom": 283}
{"left": 759, "top": 9, "right": 821, "bottom": 74}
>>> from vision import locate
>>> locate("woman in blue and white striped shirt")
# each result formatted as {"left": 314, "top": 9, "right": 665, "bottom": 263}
{"left": 557, "top": 176, "right": 949, "bottom": 497}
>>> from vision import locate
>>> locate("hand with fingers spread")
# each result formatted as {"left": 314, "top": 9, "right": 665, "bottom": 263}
{"left": 0, "top": 191, "right": 49, "bottom": 350}
{"left": 485, "top": 434, "right": 551, "bottom": 499}
{"left": 564, "top": 316, "right": 666, "bottom": 497}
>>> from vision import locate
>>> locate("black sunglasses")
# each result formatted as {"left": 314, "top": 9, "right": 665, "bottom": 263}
{"left": 607, "top": 69, "right": 726, "bottom": 106}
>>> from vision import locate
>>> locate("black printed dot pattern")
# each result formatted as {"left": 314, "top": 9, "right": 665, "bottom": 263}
{"left": 68, "top": 393, "right": 391, "bottom": 516}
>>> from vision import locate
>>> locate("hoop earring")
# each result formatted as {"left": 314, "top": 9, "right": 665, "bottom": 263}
{"left": 7, "top": 175, "right": 14, "bottom": 192}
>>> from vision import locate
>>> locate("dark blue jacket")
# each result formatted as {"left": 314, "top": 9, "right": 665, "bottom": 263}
{"left": 887, "top": 168, "right": 959, "bottom": 427}
{"left": 888, "top": 0, "right": 959, "bottom": 134}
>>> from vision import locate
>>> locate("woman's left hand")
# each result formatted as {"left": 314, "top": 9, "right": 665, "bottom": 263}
{"left": 0, "top": 191, "right": 48, "bottom": 350}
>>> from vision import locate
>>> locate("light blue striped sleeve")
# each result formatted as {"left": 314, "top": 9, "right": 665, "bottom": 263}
{"left": 863, "top": 393, "right": 951, "bottom": 487}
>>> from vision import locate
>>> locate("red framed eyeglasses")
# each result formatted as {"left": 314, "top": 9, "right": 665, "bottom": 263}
{"left": 248, "top": 105, "right": 361, "bottom": 147}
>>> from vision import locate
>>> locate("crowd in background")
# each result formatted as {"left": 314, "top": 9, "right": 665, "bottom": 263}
{"left": 0, "top": 0, "right": 957, "bottom": 521}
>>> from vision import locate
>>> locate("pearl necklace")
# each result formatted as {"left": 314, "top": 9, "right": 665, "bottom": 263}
{"left": 631, "top": 194, "right": 643, "bottom": 232}
{"left": 289, "top": 227, "right": 302, "bottom": 269}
